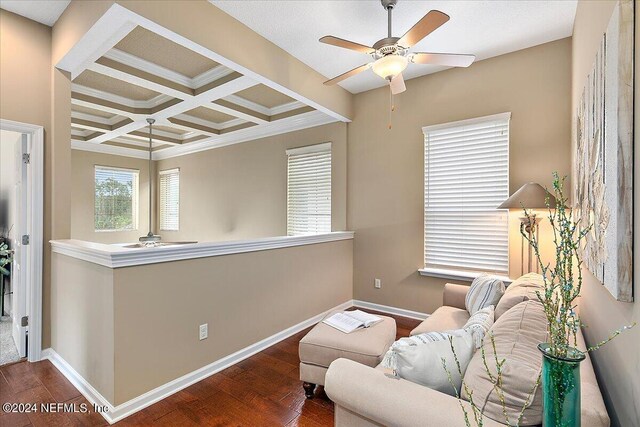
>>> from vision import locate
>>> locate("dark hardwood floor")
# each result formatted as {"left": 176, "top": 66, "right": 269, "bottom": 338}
{"left": 0, "top": 310, "right": 420, "bottom": 427}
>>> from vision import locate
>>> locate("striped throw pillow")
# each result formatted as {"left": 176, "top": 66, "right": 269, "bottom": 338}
{"left": 463, "top": 305, "right": 495, "bottom": 348}
{"left": 465, "top": 274, "right": 505, "bottom": 315}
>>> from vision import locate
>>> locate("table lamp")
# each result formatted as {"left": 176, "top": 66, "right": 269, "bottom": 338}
{"left": 498, "top": 182, "right": 557, "bottom": 275}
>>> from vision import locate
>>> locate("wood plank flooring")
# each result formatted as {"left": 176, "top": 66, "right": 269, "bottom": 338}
{"left": 0, "top": 309, "right": 420, "bottom": 426}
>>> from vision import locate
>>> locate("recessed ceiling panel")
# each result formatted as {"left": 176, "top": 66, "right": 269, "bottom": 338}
{"left": 234, "top": 84, "right": 295, "bottom": 108}
{"left": 115, "top": 26, "right": 221, "bottom": 78}
{"left": 74, "top": 70, "right": 162, "bottom": 101}
{"left": 71, "top": 104, "right": 116, "bottom": 119}
{"left": 183, "top": 107, "right": 238, "bottom": 124}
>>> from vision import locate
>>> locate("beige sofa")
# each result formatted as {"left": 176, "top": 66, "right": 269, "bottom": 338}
{"left": 325, "top": 279, "right": 609, "bottom": 427}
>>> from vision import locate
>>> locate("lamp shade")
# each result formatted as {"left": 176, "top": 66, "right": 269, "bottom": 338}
{"left": 497, "top": 182, "right": 557, "bottom": 210}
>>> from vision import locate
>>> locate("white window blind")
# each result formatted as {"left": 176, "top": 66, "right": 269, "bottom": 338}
{"left": 287, "top": 143, "right": 331, "bottom": 236}
{"left": 94, "top": 166, "right": 139, "bottom": 232}
{"left": 159, "top": 168, "right": 180, "bottom": 231}
{"left": 423, "top": 113, "right": 510, "bottom": 275}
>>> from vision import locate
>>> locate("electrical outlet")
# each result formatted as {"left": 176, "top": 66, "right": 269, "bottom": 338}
{"left": 199, "top": 323, "right": 208, "bottom": 340}
{"left": 374, "top": 278, "right": 382, "bottom": 289}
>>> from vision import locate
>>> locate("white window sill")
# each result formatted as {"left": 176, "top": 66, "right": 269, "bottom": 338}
{"left": 419, "top": 267, "right": 512, "bottom": 285}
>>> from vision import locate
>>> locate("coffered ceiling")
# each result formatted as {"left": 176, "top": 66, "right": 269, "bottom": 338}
{"left": 70, "top": 23, "right": 337, "bottom": 160}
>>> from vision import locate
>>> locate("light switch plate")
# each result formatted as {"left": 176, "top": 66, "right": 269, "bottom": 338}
{"left": 374, "top": 278, "right": 381, "bottom": 289}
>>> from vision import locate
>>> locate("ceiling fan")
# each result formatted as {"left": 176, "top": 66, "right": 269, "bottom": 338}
{"left": 320, "top": 0, "right": 475, "bottom": 94}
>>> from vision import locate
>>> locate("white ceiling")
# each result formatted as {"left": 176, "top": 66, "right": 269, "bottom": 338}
{"left": 0, "top": 0, "right": 70, "bottom": 26}
{"left": 212, "top": 0, "right": 577, "bottom": 94}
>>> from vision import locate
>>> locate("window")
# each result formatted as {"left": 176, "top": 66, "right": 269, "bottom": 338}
{"left": 287, "top": 143, "right": 331, "bottom": 236}
{"left": 159, "top": 168, "right": 180, "bottom": 231}
{"left": 423, "top": 113, "right": 510, "bottom": 276}
{"left": 95, "top": 166, "right": 139, "bottom": 232}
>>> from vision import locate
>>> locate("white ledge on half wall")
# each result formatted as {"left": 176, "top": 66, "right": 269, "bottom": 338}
{"left": 419, "top": 267, "right": 512, "bottom": 285}
{"left": 50, "top": 232, "right": 354, "bottom": 269}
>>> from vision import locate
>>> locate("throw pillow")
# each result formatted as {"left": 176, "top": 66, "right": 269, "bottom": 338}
{"left": 463, "top": 305, "right": 495, "bottom": 348}
{"left": 380, "top": 331, "right": 451, "bottom": 370}
{"left": 462, "top": 300, "right": 548, "bottom": 426}
{"left": 382, "top": 329, "right": 475, "bottom": 396}
{"left": 465, "top": 274, "right": 505, "bottom": 315}
{"left": 495, "top": 273, "right": 545, "bottom": 319}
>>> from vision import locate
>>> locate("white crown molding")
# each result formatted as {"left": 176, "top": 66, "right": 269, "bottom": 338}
{"left": 41, "top": 298, "right": 354, "bottom": 424}
{"left": 51, "top": 231, "right": 354, "bottom": 268}
{"left": 172, "top": 113, "right": 244, "bottom": 131}
{"left": 155, "top": 110, "right": 337, "bottom": 160}
{"left": 71, "top": 140, "right": 150, "bottom": 159}
{"left": 191, "top": 65, "right": 236, "bottom": 88}
{"left": 71, "top": 110, "right": 114, "bottom": 126}
{"left": 223, "top": 94, "right": 271, "bottom": 116}
{"left": 104, "top": 48, "right": 194, "bottom": 87}
{"left": 269, "top": 100, "right": 307, "bottom": 116}
{"left": 72, "top": 84, "right": 174, "bottom": 110}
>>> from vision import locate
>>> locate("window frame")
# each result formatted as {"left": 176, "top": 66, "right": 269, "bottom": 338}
{"left": 421, "top": 112, "right": 511, "bottom": 281}
{"left": 286, "top": 142, "right": 332, "bottom": 236}
{"left": 159, "top": 167, "right": 180, "bottom": 232}
{"left": 94, "top": 165, "right": 139, "bottom": 233}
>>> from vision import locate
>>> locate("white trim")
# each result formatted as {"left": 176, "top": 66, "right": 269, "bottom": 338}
{"left": 41, "top": 299, "right": 354, "bottom": 424}
{"left": 50, "top": 231, "right": 354, "bottom": 268}
{"left": 72, "top": 84, "right": 175, "bottom": 110}
{"left": 191, "top": 65, "right": 236, "bottom": 88}
{"left": 0, "top": 119, "right": 44, "bottom": 362}
{"left": 224, "top": 94, "right": 271, "bottom": 116}
{"left": 159, "top": 167, "right": 179, "bottom": 175}
{"left": 286, "top": 141, "right": 332, "bottom": 156}
{"left": 154, "top": 110, "right": 337, "bottom": 160}
{"left": 105, "top": 48, "right": 194, "bottom": 88}
{"left": 353, "top": 300, "right": 429, "bottom": 321}
{"left": 71, "top": 140, "right": 150, "bottom": 159}
{"left": 419, "top": 267, "right": 513, "bottom": 285}
{"left": 55, "top": 3, "right": 350, "bottom": 123}
{"left": 422, "top": 112, "right": 512, "bottom": 133}
{"left": 270, "top": 101, "right": 307, "bottom": 116}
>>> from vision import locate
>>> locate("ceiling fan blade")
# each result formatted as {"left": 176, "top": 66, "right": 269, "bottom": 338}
{"left": 323, "top": 63, "right": 371, "bottom": 85}
{"left": 319, "top": 36, "right": 375, "bottom": 54}
{"left": 411, "top": 52, "right": 476, "bottom": 67}
{"left": 398, "top": 10, "right": 450, "bottom": 48}
{"left": 390, "top": 73, "right": 406, "bottom": 95}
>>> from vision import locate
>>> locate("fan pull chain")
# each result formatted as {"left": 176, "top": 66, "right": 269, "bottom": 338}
{"left": 388, "top": 84, "right": 394, "bottom": 130}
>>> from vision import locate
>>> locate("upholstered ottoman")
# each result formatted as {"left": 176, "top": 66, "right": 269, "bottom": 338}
{"left": 299, "top": 311, "right": 396, "bottom": 398}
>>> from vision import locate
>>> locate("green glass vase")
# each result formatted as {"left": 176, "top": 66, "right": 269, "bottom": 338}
{"left": 538, "top": 343, "right": 586, "bottom": 427}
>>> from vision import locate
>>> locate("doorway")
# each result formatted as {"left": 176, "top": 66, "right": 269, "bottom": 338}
{"left": 0, "top": 119, "right": 43, "bottom": 364}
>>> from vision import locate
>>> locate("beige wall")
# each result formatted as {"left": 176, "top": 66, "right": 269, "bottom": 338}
{"left": 71, "top": 150, "right": 153, "bottom": 244}
{"left": 50, "top": 253, "right": 115, "bottom": 403}
{"left": 155, "top": 122, "right": 347, "bottom": 242}
{"left": 108, "top": 239, "right": 351, "bottom": 404}
{"left": 348, "top": 38, "right": 572, "bottom": 314}
{"left": 0, "top": 10, "right": 61, "bottom": 348}
{"left": 572, "top": 2, "right": 639, "bottom": 426}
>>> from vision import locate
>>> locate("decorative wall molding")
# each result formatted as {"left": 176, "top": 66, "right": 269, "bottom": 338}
{"left": 51, "top": 231, "right": 354, "bottom": 268}
{"left": 41, "top": 299, "right": 354, "bottom": 424}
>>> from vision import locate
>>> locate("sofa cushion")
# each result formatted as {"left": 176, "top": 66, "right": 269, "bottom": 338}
{"left": 462, "top": 300, "right": 548, "bottom": 426}
{"left": 465, "top": 274, "right": 505, "bottom": 315}
{"left": 495, "top": 273, "right": 545, "bottom": 319}
{"left": 463, "top": 305, "right": 495, "bottom": 348}
{"left": 410, "top": 306, "right": 470, "bottom": 336}
{"left": 299, "top": 312, "right": 396, "bottom": 368}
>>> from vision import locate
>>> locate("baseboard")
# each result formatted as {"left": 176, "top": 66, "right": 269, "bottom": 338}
{"left": 353, "top": 300, "right": 430, "bottom": 320}
{"left": 41, "top": 299, "right": 354, "bottom": 424}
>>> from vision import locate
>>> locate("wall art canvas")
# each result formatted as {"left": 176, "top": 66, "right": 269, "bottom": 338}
{"left": 575, "top": 0, "right": 634, "bottom": 302}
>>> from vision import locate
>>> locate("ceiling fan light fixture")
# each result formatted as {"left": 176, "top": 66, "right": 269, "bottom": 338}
{"left": 372, "top": 54, "right": 408, "bottom": 80}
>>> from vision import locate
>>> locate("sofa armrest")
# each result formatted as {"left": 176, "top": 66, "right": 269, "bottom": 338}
{"left": 443, "top": 283, "right": 469, "bottom": 310}
{"left": 325, "top": 358, "right": 504, "bottom": 427}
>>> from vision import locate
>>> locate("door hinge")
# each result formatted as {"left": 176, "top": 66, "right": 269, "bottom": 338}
{"left": 22, "top": 235, "right": 29, "bottom": 245}
{"left": 22, "top": 153, "right": 30, "bottom": 164}
{"left": 21, "top": 316, "right": 28, "bottom": 327}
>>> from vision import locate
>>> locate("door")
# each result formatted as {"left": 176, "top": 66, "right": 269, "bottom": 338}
{"left": 11, "top": 133, "right": 27, "bottom": 357}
